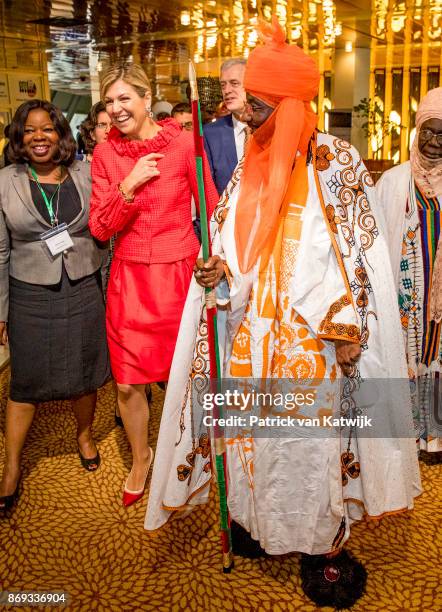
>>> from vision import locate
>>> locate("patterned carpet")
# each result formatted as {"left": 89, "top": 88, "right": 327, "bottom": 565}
{"left": 0, "top": 368, "right": 441, "bottom": 612}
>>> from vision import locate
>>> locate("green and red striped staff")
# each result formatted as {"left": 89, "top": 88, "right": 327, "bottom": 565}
{"left": 189, "top": 60, "right": 233, "bottom": 573}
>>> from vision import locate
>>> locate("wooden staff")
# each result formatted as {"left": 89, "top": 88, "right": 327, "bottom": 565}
{"left": 188, "top": 60, "right": 233, "bottom": 573}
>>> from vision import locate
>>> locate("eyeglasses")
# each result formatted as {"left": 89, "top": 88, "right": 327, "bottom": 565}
{"left": 419, "top": 129, "right": 442, "bottom": 145}
{"left": 96, "top": 122, "right": 112, "bottom": 130}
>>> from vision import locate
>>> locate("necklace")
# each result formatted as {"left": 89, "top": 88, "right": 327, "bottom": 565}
{"left": 29, "top": 166, "right": 64, "bottom": 226}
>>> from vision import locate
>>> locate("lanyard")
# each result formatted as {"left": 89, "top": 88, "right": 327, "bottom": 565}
{"left": 29, "top": 167, "right": 61, "bottom": 225}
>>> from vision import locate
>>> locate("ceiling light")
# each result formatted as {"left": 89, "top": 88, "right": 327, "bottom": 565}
{"left": 389, "top": 110, "right": 401, "bottom": 126}
{"left": 334, "top": 23, "right": 342, "bottom": 37}
{"left": 180, "top": 11, "right": 191, "bottom": 26}
{"left": 391, "top": 16, "right": 405, "bottom": 33}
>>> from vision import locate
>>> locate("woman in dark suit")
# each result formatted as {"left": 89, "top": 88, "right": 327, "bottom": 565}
{"left": 0, "top": 100, "right": 110, "bottom": 512}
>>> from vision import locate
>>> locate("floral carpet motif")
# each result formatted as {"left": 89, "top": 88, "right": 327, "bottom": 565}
{"left": 0, "top": 369, "right": 440, "bottom": 611}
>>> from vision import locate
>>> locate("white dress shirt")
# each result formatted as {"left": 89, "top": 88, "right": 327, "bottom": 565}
{"left": 232, "top": 115, "right": 248, "bottom": 162}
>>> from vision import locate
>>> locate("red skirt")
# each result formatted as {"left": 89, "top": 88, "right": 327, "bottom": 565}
{"left": 106, "top": 256, "right": 195, "bottom": 384}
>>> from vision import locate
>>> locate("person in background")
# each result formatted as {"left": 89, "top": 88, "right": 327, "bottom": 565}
{"left": 171, "top": 103, "right": 193, "bottom": 131}
{"left": 0, "top": 125, "right": 12, "bottom": 169}
{"left": 89, "top": 63, "right": 218, "bottom": 508}
{"left": 200, "top": 104, "right": 217, "bottom": 125}
{"left": 377, "top": 87, "right": 442, "bottom": 454}
{"left": 171, "top": 102, "right": 199, "bottom": 237}
{"left": 215, "top": 101, "right": 230, "bottom": 119}
{"left": 75, "top": 131, "right": 87, "bottom": 158}
{"left": 80, "top": 101, "right": 112, "bottom": 162}
{"left": 80, "top": 102, "right": 114, "bottom": 291}
{"left": 0, "top": 100, "right": 110, "bottom": 513}
{"left": 203, "top": 58, "right": 247, "bottom": 194}
{"left": 0, "top": 122, "right": 6, "bottom": 159}
{"left": 152, "top": 101, "right": 173, "bottom": 121}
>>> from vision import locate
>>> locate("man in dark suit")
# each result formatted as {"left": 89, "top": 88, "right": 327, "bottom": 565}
{"left": 203, "top": 58, "right": 247, "bottom": 195}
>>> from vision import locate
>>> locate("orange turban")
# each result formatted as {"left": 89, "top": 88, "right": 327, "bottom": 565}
{"left": 235, "top": 17, "right": 320, "bottom": 272}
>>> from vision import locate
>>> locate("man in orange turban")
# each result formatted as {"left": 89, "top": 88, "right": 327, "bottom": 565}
{"left": 146, "top": 17, "right": 421, "bottom": 609}
{"left": 235, "top": 17, "right": 320, "bottom": 273}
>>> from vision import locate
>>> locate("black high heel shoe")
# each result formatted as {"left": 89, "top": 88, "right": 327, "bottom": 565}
{"left": 0, "top": 484, "right": 19, "bottom": 514}
{"left": 78, "top": 448, "right": 101, "bottom": 472}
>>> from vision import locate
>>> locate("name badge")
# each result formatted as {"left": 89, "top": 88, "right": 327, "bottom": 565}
{"left": 40, "top": 223, "right": 74, "bottom": 256}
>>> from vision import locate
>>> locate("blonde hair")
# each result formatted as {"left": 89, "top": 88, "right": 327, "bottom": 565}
{"left": 100, "top": 63, "right": 151, "bottom": 101}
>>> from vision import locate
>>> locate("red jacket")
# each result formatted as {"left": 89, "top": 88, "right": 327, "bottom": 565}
{"left": 89, "top": 119, "right": 219, "bottom": 264}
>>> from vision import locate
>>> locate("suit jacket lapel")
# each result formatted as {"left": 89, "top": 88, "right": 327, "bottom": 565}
{"left": 11, "top": 164, "right": 51, "bottom": 227}
{"left": 68, "top": 162, "right": 87, "bottom": 227}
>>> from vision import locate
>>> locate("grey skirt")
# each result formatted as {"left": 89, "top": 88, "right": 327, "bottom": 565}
{"left": 8, "top": 267, "right": 111, "bottom": 403}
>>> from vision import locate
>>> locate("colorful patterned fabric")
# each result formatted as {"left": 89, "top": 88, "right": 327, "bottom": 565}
{"left": 145, "top": 133, "right": 421, "bottom": 554}
{"left": 416, "top": 185, "right": 442, "bottom": 365}
{"left": 398, "top": 180, "right": 442, "bottom": 451}
{"left": 230, "top": 155, "right": 360, "bottom": 386}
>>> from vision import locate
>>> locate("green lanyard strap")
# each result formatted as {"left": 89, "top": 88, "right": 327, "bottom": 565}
{"left": 29, "top": 167, "right": 61, "bottom": 225}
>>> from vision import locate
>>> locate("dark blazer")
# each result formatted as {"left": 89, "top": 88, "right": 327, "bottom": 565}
{"left": 203, "top": 115, "right": 238, "bottom": 195}
{"left": 0, "top": 161, "right": 107, "bottom": 320}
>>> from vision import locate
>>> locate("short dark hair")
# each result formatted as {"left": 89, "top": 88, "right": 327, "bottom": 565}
{"left": 80, "top": 101, "right": 107, "bottom": 154}
{"left": 172, "top": 102, "right": 191, "bottom": 116}
{"left": 8, "top": 99, "right": 77, "bottom": 166}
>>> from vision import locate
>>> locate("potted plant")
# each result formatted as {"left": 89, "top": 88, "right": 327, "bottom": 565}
{"left": 353, "top": 97, "right": 400, "bottom": 181}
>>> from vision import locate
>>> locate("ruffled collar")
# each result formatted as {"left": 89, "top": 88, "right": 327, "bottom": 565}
{"left": 107, "top": 118, "right": 182, "bottom": 157}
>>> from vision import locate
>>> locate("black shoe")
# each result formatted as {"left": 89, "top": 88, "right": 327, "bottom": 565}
{"left": 78, "top": 448, "right": 101, "bottom": 472}
{"left": 0, "top": 484, "right": 19, "bottom": 514}
{"left": 300, "top": 549, "right": 367, "bottom": 609}
{"left": 231, "top": 520, "right": 268, "bottom": 558}
{"left": 419, "top": 450, "right": 442, "bottom": 465}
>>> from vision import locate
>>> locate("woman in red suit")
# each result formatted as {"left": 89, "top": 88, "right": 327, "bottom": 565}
{"left": 89, "top": 63, "right": 218, "bottom": 507}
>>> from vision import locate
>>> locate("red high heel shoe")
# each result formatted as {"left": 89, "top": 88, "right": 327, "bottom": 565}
{"left": 122, "top": 447, "right": 154, "bottom": 507}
